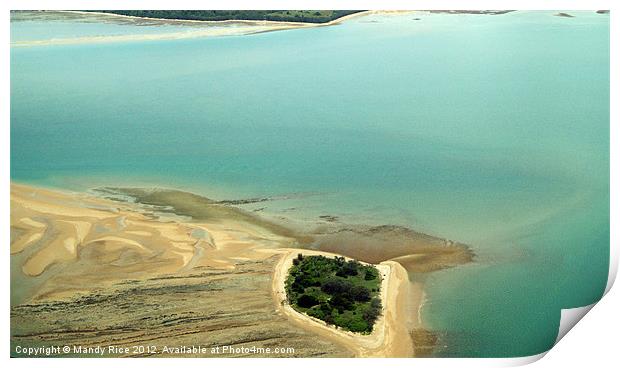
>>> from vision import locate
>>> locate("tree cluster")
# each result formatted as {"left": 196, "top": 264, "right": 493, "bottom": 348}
{"left": 285, "top": 254, "right": 383, "bottom": 333}
{"left": 93, "top": 10, "right": 362, "bottom": 24}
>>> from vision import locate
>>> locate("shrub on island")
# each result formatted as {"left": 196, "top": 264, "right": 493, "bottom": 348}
{"left": 284, "top": 254, "right": 383, "bottom": 334}
{"left": 93, "top": 10, "right": 363, "bottom": 24}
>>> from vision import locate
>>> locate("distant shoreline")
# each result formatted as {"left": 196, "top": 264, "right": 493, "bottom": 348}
{"left": 72, "top": 9, "right": 367, "bottom": 24}
{"left": 11, "top": 10, "right": 398, "bottom": 47}
{"left": 59, "top": 10, "right": 377, "bottom": 27}
{"left": 10, "top": 10, "right": 527, "bottom": 48}
{"left": 62, "top": 10, "right": 519, "bottom": 24}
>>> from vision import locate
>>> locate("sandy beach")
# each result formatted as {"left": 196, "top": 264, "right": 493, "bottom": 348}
{"left": 11, "top": 183, "right": 353, "bottom": 356}
{"left": 271, "top": 249, "right": 414, "bottom": 357}
{"left": 10, "top": 10, "right": 414, "bottom": 47}
{"left": 61, "top": 10, "right": 377, "bottom": 27}
{"left": 10, "top": 182, "right": 470, "bottom": 357}
{"left": 10, "top": 183, "right": 297, "bottom": 300}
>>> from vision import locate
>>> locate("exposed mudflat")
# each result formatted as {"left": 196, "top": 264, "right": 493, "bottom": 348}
{"left": 10, "top": 183, "right": 473, "bottom": 357}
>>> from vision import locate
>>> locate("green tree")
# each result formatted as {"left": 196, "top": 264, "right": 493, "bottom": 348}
{"left": 350, "top": 285, "right": 371, "bottom": 302}
{"left": 298, "top": 293, "right": 319, "bottom": 308}
{"left": 364, "top": 267, "right": 378, "bottom": 280}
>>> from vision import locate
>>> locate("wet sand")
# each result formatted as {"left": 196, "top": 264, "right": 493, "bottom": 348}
{"left": 10, "top": 183, "right": 351, "bottom": 357}
{"left": 271, "top": 249, "right": 413, "bottom": 357}
{"left": 10, "top": 182, "right": 472, "bottom": 357}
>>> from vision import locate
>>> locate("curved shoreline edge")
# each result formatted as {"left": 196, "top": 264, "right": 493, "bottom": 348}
{"left": 270, "top": 248, "right": 415, "bottom": 357}
{"left": 60, "top": 10, "right": 374, "bottom": 27}
{"left": 10, "top": 10, "right": 413, "bottom": 47}
{"left": 11, "top": 182, "right": 462, "bottom": 357}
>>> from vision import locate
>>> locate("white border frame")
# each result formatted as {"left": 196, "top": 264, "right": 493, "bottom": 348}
{"left": 2, "top": 1, "right": 617, "bottom": 367}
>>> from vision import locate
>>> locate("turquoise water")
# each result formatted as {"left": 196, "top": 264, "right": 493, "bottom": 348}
{"left": 10, "top": 11, "right": 609, "bottom": 357}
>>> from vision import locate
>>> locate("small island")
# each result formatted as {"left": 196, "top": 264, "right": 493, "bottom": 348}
{"left": 285, "top": 254, "right": 383, "bottom": 334}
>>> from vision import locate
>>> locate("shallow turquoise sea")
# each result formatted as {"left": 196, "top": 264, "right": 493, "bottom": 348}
{"left": 11, "top": 11, "right": 609, "bottom": 357}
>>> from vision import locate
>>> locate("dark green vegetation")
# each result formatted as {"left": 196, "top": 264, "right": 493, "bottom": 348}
{"left": 92, "top": 10, "right": 362, "bottom": 23}
{"left": 285, "top": 254, "right": 382, "bottom": 334}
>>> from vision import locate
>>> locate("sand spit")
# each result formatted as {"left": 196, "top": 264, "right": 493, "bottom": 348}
{"left": 10, "top": 10, "right": 413, "bottom": 47}
{"left": 11, "top": 24, "right": 301, "bottom": 47}
{"left": 310, "top": 224, "right": 473, "bottom": 268}
{"left": 10, "top": 183, "right": 351, "bottom": 357}
{"left": 10, "top": 182, "right": 472, "bottom": 357}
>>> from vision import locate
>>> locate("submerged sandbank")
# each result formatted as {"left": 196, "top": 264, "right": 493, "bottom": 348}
{"left": 10, "top": 182, "right": 472, "bottom": 357}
